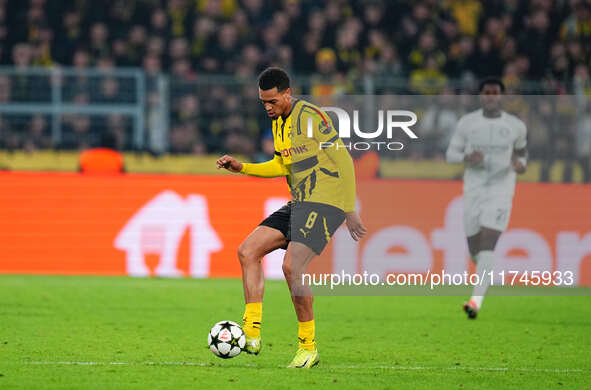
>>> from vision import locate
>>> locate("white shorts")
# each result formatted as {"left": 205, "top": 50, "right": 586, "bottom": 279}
{"left": 463, "top": 191, "right": 513, "bottom": 237}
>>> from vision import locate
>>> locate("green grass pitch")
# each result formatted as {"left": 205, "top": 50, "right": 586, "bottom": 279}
{"left": 0, "top": 275, "right": 590, "bottom": 389}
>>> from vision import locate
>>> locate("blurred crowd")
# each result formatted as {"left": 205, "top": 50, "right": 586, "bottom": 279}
{"left": 1, "top": 0, "right": 589, "bottom": 87}
{"left": 0, "top": 0, "right": 590, "bottom": 178}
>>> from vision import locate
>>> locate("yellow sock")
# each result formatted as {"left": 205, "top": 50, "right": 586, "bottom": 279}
{"left": 242, "top": 302, "right": 262, "bottom": 338}
{"left": 298, "top": 320, "right": 315, "bottom": 351}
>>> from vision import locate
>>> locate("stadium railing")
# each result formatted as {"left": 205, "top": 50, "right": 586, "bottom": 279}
{"left": 0, "top": 66, "right": 164, "bottom": 151}
{"left": 0, "top": 67, "right": 589, "bottom": 182}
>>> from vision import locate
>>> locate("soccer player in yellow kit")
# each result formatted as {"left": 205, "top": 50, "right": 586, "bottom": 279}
{"left": 216, "top": 67, "right": 366, "bottom": 368}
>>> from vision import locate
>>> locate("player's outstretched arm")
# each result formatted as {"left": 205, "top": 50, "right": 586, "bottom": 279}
{"left": 307, "top": 108, "right": 367, "bottom": 241}
{"left": 323, "top": 140, "right": 367, "bottom": 241}
{"left": 216, "top": 155, "right": 243, "bottom": 173}
{"left": 217, "top": 154, "right": 288, "bottom": 177}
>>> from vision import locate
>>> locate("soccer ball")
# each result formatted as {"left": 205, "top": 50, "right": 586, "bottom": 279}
{"left": 208, "top": 320, "right": 245, "bottom": 358}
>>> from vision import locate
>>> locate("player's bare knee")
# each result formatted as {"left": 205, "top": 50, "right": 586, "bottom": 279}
{"left": 237, "top": 241, "right": 258, "bottom": 265}
{"left": 282, "top": 260, "right": 292, "bottom": 279}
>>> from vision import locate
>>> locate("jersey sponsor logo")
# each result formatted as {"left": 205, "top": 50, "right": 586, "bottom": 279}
{"left": 281, "top": 145, "right": 309, "bottom": 157}
{"left": 472, "top": 144, "right": 511, "bottom": 153}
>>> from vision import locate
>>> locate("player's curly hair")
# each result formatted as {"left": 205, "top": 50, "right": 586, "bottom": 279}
{"left": 479, "top": 77, "right": 505, "bottom": 93}
{"left": 258, "top": 67, "right": 290, "bottom": 92}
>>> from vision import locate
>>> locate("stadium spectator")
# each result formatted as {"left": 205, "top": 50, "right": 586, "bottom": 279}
{"left": 0, "top": 74, "right": 15, "bottom": 149}
{"left": 0, "top": 74, "right": 10, "bottom": 103}
{"left": 150, "top": 8, "right": 169, "bottom": 38}
{"left": 408, "top": 31, "right": 446, "bottom": 71}
{"left": 143, "top": 54, "right": 162, "bottom": 76}
{"left": 576, "top": 101, "right": 591, "bottom": 182}
{"left": 253, "top": 129, "right": 275, "bottom": 163}
{"left": 519, "top": 9, "right": 552, "bottom": 79}
{"left": 418, "top": 90, "right": 461, "bottom": 157}
{"left": 0, "top": 3, "right": 6, "bottom": 63}
{"left": 126, "top": 25, "right": 148, "bottom": 66}
{"left": 97, "top": 77, "right": 122, "bottom": 104}
{"left": 560, "top": 1, "right": 591, "bottom": 41}
{"left": 369, "top": 44, "right": 403, "bottom": 79}
{"left": 410, "top": 56, "right": 448, "bottom": 94}
{"left": 23, "top": 114, "right": 50, "bottom": 152}
{"left": 55, "top": 10, "right": 83, "bottom": 64}
{"left": 190, "top": 17, "right": 215, "bottom": 68}
{"left": 61, "top": 113, "right": 92, "bottom": 150}
{"left": 526, "top": 101, "right": 552, "bottom": 160}
{"left": 106, "top": 114, "right": 127, "bottom": 150}
{"left": 310, "top": 48, "right": 350, "bottom": 96}
{"left": 447, "top": 0, "right": 483, "bottom": 36}
{"left": 169, "top": 123, "right": 200, "bottom": 154}
{"left": 446, "top": 35, "right": 478, "bottom": 78}
{"left": 89, "top": 23, "right": 110, "bottom": 61}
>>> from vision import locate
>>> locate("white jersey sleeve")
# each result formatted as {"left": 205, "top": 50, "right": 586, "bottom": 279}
{"left": 513, "top": 118, "right": 527, "bottom": 150}
{"left": 446, "top": 116, "right": 468, "bottom": 163}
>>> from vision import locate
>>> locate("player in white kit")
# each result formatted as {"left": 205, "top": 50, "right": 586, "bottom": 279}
{"left": 446, "top": 78, "right": 528, "bottom": 319}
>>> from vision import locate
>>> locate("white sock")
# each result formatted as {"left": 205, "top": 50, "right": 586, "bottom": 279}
{"left": 470, "top": 250, "right": 495, "bottom": 309}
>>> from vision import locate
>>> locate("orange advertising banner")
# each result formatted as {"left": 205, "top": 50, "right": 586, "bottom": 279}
{"left": 1, "top": 172, "right": 590, "bottom": 285}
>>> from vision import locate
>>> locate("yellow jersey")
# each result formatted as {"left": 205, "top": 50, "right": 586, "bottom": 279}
{"left": 242, "top": 98, "right": 356, "bottom": 212}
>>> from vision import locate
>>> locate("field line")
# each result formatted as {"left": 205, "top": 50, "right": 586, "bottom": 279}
{"left": 2, "top": 361, "right": 589, "bottom": 373}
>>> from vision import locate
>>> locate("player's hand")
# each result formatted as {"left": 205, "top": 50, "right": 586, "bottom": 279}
{"left": 464, "top": 151, "right": 484, "bottom": 165}
{"left": 513, "top": 160, "right": 526, "bottom": 174}
{"left": 345, "top": 212, "right": 367, "bottom": 241}
{"left": 216, "top": 155, "right": 243, "bottom": 173}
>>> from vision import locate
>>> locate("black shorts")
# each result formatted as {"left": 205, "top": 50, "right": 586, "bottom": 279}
{"left": 259, "top": 201, "right": 346, "bottom": 255}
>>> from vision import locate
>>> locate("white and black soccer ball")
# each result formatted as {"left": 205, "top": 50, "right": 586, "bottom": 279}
{"left": 208, "top": 320, "right": 245, "bottom": 359}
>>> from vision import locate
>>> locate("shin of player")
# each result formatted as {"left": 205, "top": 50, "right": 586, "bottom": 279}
{"left": 446, "top": 78, "right": 528, "bottom": 319}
